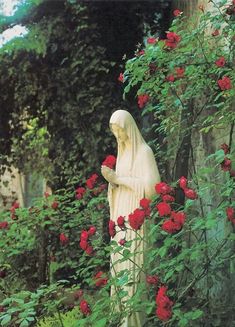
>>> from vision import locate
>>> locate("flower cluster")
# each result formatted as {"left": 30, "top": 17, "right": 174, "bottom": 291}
{"left": 220, "top": 143, "right": 234, "bottom": 177}
{"left": 156, "top": 286, "right": 173, "bottom": 321}
{"left": 102, "top": 155, "right": 116, "bottom": 169}
{"left": 164, "top": 32, "right": 181, "bottom": 49}
{"left": 86, "top": 173, "right": 99, "bottom": 189}
{"left": 128, "top": 208, "right": 146, "bottom": 230}
{"left": 75, "top": 187, "right": 86, "bottom": 199}
{"left": 137, "top": 94, "right": 150, "bottom": 109}
{"left": 94, "top": 271, "right": 108, "bottom": 287}
{"left": 10, "top": 201, "right": 19, "bottom": 220}
{"left": 79, "top": 226, "right": 96, "bottom": 255}
{"left": 179, "top": 176, "right": 198, "bottom": 200}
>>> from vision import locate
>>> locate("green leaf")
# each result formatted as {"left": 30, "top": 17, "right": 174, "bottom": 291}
{"left": 0, "top": 315, "right": 11, "bottom": 326}
{"left": 95, "top": 318, "right": 107, "bottom": 327}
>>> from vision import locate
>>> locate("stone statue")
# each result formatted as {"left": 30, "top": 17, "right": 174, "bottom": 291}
{"left": 101, "top": 110, "right": 160, "bottom": 327}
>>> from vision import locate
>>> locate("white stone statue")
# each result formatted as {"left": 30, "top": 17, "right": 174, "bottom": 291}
{"left": 101, "top": 110, "right": 160, "bottom": 327}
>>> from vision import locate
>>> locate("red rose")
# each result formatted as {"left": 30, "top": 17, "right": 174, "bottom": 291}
{"left": 102, "top": 155, "right": 116, "bottom": 169}
{"left": 156, "top": 306, "right": 172, "bottom": 321}
{"left": 59, "top": 233, "right": 69, "bottom": 245}
{"left": 118, "top": 73, "right": 124, "bottom": 83}
{"left": 74, "top": 289, "right": 83, "bottom": 300}
{"left": 184, "top": 188, "right": 198, "bottom": 200}
{"left": 146, "top": 275, "right": 158, "bottom": 285}
{"left": 161, "top": 219, "right": 179, "bottom": 233}
{"left": 171, "top": 211, "right": 186, "bottom": 227}
{"left": 218, "top": 76, "right": 232, "bottom": 90}
{"left": 117, "top": 216, "right": 125, "bottom": 229}
{"left": 179, "top": 176, "right": 187, "bottom": 189}
{"left": 109, "top": 220, "right": 116, "bottom": 238}
{"left": 156, "top": 286, "right": 173, "bottom": 307}
{"left": 136, "top": 50, "right": 145, "bottom": 56}
{"left": 155, "top": 182, "right": 172, "bottom": 195}
{"left": 128, "top": 208, "right": 145, "bottom": 230}
{"left": 156, "top": 202, "right": 171, "bottom": 216}
{"left": 161, "top": 194, "right": 175, "bottom": 202}
{"left": 166, "top": 75, "right": 175, "bottom": 82}
{"left": 147, "top": 37, "right": 157, "bottom": 44}
{"left": 140, "top": 198, "right": 151, "bottom": 209}
{"left": 119, "top": 239, "right": 126, "bottom": 246}
{"left": 81, "top": 230, "right": 89, "bottom": 241}
{"left": 175, "top": 67, "right": 185, "bottom": 78}
{"left": 85, "top": 245, "right": 94, "bottom": 255}
{"left": 138, "top": 94, "right": 150, "bottom": 109}
{"left": 226, "top": 207, "right": 234, "bottom": 222}
{"left": 86, "top": 174, "right": 98, "bottom": 189}
{"left": 221, "top": 158, "right": 232, "bottom": 171}
{"left": 173, "top": 9, "right": 181, "bottom": 16}
{"left": 44, "top": 192, "right": 50, "bottom": 198}
{"left": 76, "top": 187, "right": 86, "bottom": 199}
{"left": 88, "top": 226, "right": 96, "bottom": 236}
{"left": 221, "top": 143, "right": 230, "bottom": 154}
{"left": 51, "top": 201, "right": 59, "bottom": 210}
{"left": 212, "top": 29, "right": 220, "bottom": 36}
{"left": 215, "top": 56, "right": 226, "bottom": 67}
{"left": 0, "top": 306, "right": 5, "bottom": 313}
{"left": 165, "top": 32, "right": 181, "bottom": 49}
{"left": 0, "top": 221, "right": 8, "bottom": 229}
{"left": 80, "top": 240, "right": 88, "bottom": 250}
{"left": 94, "top": 271, "right": 108, "bottom": 287}
{"left": 80, "top": 300, "right": 91, "bottom": 315}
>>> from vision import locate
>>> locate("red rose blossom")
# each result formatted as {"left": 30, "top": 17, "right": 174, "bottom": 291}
{"left": 118, "top": 73, "right": 124, "bottom": 83}
{"left": 221, "top": 143, "right": 230, "bottom": 155}
{"left": 119, "top": 239, "right": 126, "bottom": 246}
{"left": 74, "top": 289, "right": 83, "bottom": 300}
{"left": 146, "top": 275, "right": 158, "bottom": 285}
{"left": 175, "top": 67, "right": 185, "bottom": 78}
{"left": 76, "top": 187, "right": 86, "bottom": 199}
{"left": 161, "top": 194, "right": 175, "bottom": 202}
{"left": 155, "top": 182, "right": 172, "bottom": 195}
{"left": 215, "top": 56, "right": 226, "bottom": 67}
{"left": 128, "top": 208, "right": 145, "bottom": 230}
{"left": 86, "top": 174, "right": 98, "bottom": 189}
{"left": 88, "top": 226, "right": 96, "bottom": 236}
{"left": 102, "top": 155, "right": 116, "bottom": 169}
{"left": 140, "top": 198, "right": 151, "bottom": 209}
{"left": 94, "top": 271, "right": 108, "bottom": 287}
{"left": 109, "top": 220, "right": 116, "bottom": 238}
{"left": 85, "top": 245, "right": 94, "bottom": 255}
{"left": 156, "top": 202, "right": 171, "bottom": 216}
{"left": 218, "top": 76, "right": 232, "bottom": 90}
{"left": 173, "top": 9, "right": 181, "bottom": 16}
{"left": 136, "top": 50, "right": 145, "bottom": 56}
{"left": 226, "top": 207, "right": 235, "bottom": 223}
{"left": 165, "top": 32, "right": 181, "bottom": 49}
{"left": 184, "top": 188, "right": 198, "bottom": 200}
{"left": 0, "top": 221, "right": 8, "bottom": 229}
{"left": 81, "top": 230, "right": 89, "bottom": 241}
{"left": 166, "top": 75, "right": 175, "bottom": 82}
{"left": 117, "top": 216, "right": 125, "bottom": 229}
{"left": 79, "top": 240, "right": 88, "bottom": 250}
{"left": 221, "top": 158, "right": 232, "bottom": 171}
{"left": 179, "top": 176, "right": 187, "bottom": 189}
{"left": 147, "top": 37, "right": 157, "bottom": 44}
{"left": 138, "top": 94, "right": 150, "bottom": 109}
{"left": 51, "top": 201, "right": 59, "bottom": 210}
{"left": 59, "top": 233, "right": 69, "bottom": 245}
{"left": 80, "top": 300, "right": 91, "bottom": 315}
{"left": 161, "top": 219, "right": 179, "bottom": 233}
{"left": 156, "top": 286, "right": 173, "bottom": 321}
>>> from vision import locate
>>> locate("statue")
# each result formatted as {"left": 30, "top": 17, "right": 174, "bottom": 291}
{"left": 101, "top": 110, "right": 160, "bottom": 326}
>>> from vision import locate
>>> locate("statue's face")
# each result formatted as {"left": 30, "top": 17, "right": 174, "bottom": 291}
{"left": 111, "top": 124, "right": 128, "bottom": 143}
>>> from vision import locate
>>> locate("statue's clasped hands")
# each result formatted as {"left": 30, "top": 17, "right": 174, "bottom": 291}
{"left": 101, "top": 165, "right": 118, "bottom": 185}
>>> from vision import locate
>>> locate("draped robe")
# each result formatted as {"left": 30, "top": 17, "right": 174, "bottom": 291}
{"left": 108, "top": 110, "right": 160, "bottom": 327}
